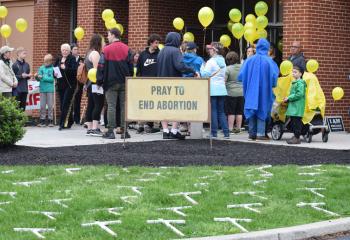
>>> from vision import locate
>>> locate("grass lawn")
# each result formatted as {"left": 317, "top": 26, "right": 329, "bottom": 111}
{"left": 0, "top": 164, "right": 349, "bottom": 239}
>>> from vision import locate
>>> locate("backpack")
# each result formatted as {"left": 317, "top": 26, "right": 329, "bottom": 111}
{"left": 77, "top": 62, "right": 88, "bottom": 84}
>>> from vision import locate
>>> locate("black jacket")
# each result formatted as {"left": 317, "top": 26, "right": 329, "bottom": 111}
{"left": 12, "top": 59, "right": 30, "bottom": 93}
{"left": 137, "top": 47, "right": 159, "bottom": 77}
{"left": 55, "top": 54, "right": 77, "bottom": 91}
{"left": 157, "top": 32, "right": 195, "bottom": 77}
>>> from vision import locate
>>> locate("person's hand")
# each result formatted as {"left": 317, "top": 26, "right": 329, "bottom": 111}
{"left": 283, "top": 97, "right": 288, "bottom": 103}
{"left": 60, "top": 63, "right": 66, "bottom": 70}
{"left": 194, "top": 72, "right": 200, "bottom": 78}
{"left": 13, "top": 82, "right": 18, "bottom": 88}
{"left": 22, "top": 73, "right": 29, "bottom": 78}
{"left": 54, "top": 72, "right": 58, "bottom": 77}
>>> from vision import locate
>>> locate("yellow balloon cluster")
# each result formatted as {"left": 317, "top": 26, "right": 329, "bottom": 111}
{"left": 255, "top": 1, "right": 269, "bottom": 16}
{"left": 183, "top": 32, "right": 194, "bottom": 42}
{"left": 74, "top": 27, "right": 85, "bottom": 41}
{"left": 229, "top": 8, "right": 241, "bottom": 23}
{"left": 232, "top": 23, "right": 244, "bottom": 39}
{"left": 16, "top": 18, "right": 28, "bottom": 32}
{"left": 173, "top": 17, "right": 184, "bottom": 31}
{"left": 102, "top": 9, "right": 123, "bottom": 35}
{"left": 0, "top": 24, "right": 11, "bottom": 39}
{"left": 198, "top": 7, "right": 214, "bottom": 28}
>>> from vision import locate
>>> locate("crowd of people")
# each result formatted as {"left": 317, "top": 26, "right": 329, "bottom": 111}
{"left": 0, "top": 27, "right": 307, "bottom": 144}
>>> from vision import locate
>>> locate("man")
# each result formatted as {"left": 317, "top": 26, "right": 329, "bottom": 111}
{"left": 12, "top": 47, "right": 31, "bottom": 111}
{"left": 136, "top": 33, "right": 161, "bottom": 134}
{"left": 97, "top": 28, "right": 133, "bottom": 139}
{"left": 71, "top": 43, "right": 83, "bottom": 124}
{"left": 238, "top": 38, "right": 279, "bottom": 141}
{"left": 157, "top": 32, "right": 197, "bottom": 140}
{"left": 289, "top": 41, "right": 306, "bottom": 72}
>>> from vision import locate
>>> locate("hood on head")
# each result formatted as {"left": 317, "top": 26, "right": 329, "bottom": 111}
{"left": 256, "top": 38, "right": 270, "bottom": 55}
{"left": 165, "top": 32, "right": 181, "bottom": 48}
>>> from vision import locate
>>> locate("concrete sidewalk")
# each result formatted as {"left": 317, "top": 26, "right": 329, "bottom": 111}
{"left": 17, "top": 125, "right": 350, "bottom": 150}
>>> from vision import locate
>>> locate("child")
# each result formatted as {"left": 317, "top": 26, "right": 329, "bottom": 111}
{"left": 35, "top": 54, "right": 56, "bottom": 127}
{"left": 284, "top": 65, "right": 306, "bottom": 144}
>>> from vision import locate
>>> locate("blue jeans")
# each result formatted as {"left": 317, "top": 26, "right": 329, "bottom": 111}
{"left": 248, "top": 115, "right": 266, "bottom": 137}
{"left": 211, "top": 96, "right": 229, "bottom": 137}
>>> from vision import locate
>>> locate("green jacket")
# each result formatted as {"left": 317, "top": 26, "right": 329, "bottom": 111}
{"left": 286, "top": 78, "right": 306, "bottom": 117}
{"left": 36, "top": 65, "right": 55, "bottom": 93}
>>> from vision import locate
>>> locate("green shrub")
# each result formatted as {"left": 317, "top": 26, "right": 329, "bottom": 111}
{"left": 0, "top": 96, "right": 27, "bottom": 147}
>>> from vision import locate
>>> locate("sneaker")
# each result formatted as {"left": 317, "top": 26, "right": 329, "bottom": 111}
{"left": 48, "top": 120, "right": 54, "bottom": 127}
{"left": 256, "top": 136, "right": 270, "bottom": 141}
{"left": 287, "top": 136, "right": 301, "bottom": 144}
{"left": 137, "top": 127, "right": 144, "bottom": 134}
{"left": 116, "top": 127, "right": 123, "bottom": 134}
{"left": 90, "top": 129, "right": 103, "bottom": 137}
{"left": 224, "top": 135, "right": 230, "bottom": 139}
{"left": 179, "top": 125, "right": 188, "bottom": 132}
{"left": 102, "top": 130, "right": 115, "bottom": 139}
{"left": 170, "top": 132, "right": 186, "bottom": 140}
{"left": 121, "top": 131, "right": 131, "bottom": 139}
{"left": 37, "top": 119, "right": 46, "bottom": 127}
{"left": 248, "top": 135, "right": 257, "bottom": 141}
{"left": 232, "top": 128, "right": 241, "bottom": 134}
{"left": 163, "top": 132, "right": 170, "bottom": 139}
{"left": 86, "top": 129, "right": 93, "bottom": 136}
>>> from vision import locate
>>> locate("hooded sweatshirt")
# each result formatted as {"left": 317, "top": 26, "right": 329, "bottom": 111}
{"left": 238, "top": 38, "right": 279, "bottom": 120}
{"left": 200, "top": 55, "right": 227, "bottom": 96}
{"left": 182, "top": 52, "right": 204, "bottom": 77}
{"left": 157, "top": 32, "right": 196, "bottom": 77}
{"left": 137, "top": 47, "right": 159, "bottom": 77}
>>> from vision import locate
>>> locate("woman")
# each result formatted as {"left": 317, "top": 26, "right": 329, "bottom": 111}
{"left": 0, "top": 46, "right": 17, "bottom": 98}
{"left": 55, "top": 43, "right": 77, "bottom": 130}
{"left": 200, "top": 42, "right": 229, "bottom": 139}
{"left": 225, "top": 51, "right": 243, "bottom": 134}
{"left": 85, "top": 34, "right": 105, "bottom": 137}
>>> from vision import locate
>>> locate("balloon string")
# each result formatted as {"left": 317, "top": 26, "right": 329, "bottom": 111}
{"left": 203, "top": 28, "right": 206, "bottom": 56}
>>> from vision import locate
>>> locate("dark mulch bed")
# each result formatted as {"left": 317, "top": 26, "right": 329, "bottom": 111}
{"left": 0, "top": 140, "right": 349, "bottom": 166}
{"left": 304, "top": 231, "right": 350, "bottom": 240}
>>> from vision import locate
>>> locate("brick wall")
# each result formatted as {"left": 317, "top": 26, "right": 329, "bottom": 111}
{"left": 283, "top": 0, "right": 350, "bottom": 130}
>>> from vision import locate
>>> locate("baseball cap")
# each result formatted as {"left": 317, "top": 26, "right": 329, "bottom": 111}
{"left": 0, "top": 46, "right": 14, "bottom": 55}
{"left": 186, "top": 42, "right": 198, "bottom": 50}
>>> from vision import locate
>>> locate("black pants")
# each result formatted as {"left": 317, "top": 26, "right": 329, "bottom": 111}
{"left": 290, "top": 116, "right": 303, "bottom": 138}
{"left": 86, "top": 86, "right": 104, "bottom": 122}
{"left": 58, "top": 88, "right": 74, "bottom": 128}
{"left": 16, "top": 92, "right": 28, "bottom": 111}
{"left": 73, "top": 83, "right": 83, "bottom": 124}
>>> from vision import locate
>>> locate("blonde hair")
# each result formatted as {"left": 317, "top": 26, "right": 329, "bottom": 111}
{"left": 60, "top": 43, "right": 71, "bottom": 52}
{"left": 44, "top": 54, "right": 53, "bottom": 64}
{"left": 16, "top": 47, "right": 25, "bottom": 56}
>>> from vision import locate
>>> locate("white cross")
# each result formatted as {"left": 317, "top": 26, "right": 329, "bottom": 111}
{"left": 120, "top": 196, "right": 138, "bottom": 204}
{"left": 300, "top": 165, "right": 326, "bottom": 172}
{"left": 233, "top": 191, "right": 267, "bottom": 200}
{"left": 27, "top": 211, "right": 61, "bottom": 220}
{"left": 298, "top": 172, "right": 321, "bottom": 176}
{"left": 13, "top": 180, "right": 42, "bottom": 187}
{"left": 81, "top": 220, "right": 122, "bottom": 236}
{"left": 48, "top": 198, "right": 72, "bottom": 208}
{"left": 1, "top": 170, "right": 14, "bottom": 174}
{"left": 105, "top": 173, "right": 118, "bottom": 179}
{"left": 297, "top": 202, "right": 339, "bottom": 216}
{"left": 169, "top": 191, "right": 201, "bottom": 205}
{"left": 157, "top": 206, "right": 192, "bottom": 217}
{"left": 117, "top": 186, "right": 143, "bottom": 195}
{"left": 147, "top": 219, "right": 186, "bottom": 237}
{"left": 144, "top": 172, "right": 162, "bottom": 177}
{"left": 227, "top": 203, "right": 263, "bottom": 213}
{"left": 136, "top": 178, "right": 156, "bottom": 182}
{"left": 89, "top": 207, "right": 124, "bottom": 216}
{"left": 0, "top": 192, "right": 17, "bottom": 199}
{"left": 209, "top": 170, "right": 226, "bottom": 175}
{"left": 13, "top": 228, "right": 55, "bottom": 239}
{"left": 214, "top": 217, "right": 252, "bottom": 233}
{"left": 65, "top": 168, "right": 81, "bottom": 174}
{"left": 297, "top": 188, "right": 326, "bottom": 198}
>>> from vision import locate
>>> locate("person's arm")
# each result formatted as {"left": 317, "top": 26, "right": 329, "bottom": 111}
{"left": 136, "top": 52, "right": 143, "bottom": 77}
{"left": 287, "top": 81, "right": 305, "bottom": 102}
{"left": 12, "top": 63, "right": 21, "bottom": 79}
{"left": 200, "top": 59, "right": 214, "bottom": 78}
{"left": 173, "top": 51, "right": 196, "bottom": 74}
{"left": 127, "top": 49, "right": 134, "bottom": 76}
{"left": 35, "top": 67, "right": 43, "bottom": 81}
{"left": 96, "top": 53, "right": 105, "bottom": 87}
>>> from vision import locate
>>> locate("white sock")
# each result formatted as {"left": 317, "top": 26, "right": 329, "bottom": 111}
{"left": 171, "top": 128, "right": 178, "bottom": 134}
{"left": 163, "top": 128, "right": 169, "bottom": 133}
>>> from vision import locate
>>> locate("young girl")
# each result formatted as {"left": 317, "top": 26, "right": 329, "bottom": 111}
{"left": 35, "top": 54, "right": 56, "bottom": 127}
{"left": 284, "top": 65, "right": 306, "bottom": 144}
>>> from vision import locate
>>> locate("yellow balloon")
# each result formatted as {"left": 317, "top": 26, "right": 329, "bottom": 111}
{"left": 306, "top": 59, "right": 319, "bottom": 73}
{"left": 183, "top": 32, "right": 194, "bottom": 42}
{"left": 105, "top": 18, "right": 117, "bottom": 30}
{"left": 220, "top": 34, "right": 231, "bottom": 48}
{"left": 158, "top": 44, "right": 164, "bottom": 50}
{"left": 198, "top": 7, "right": 214, "bottom": 28}
{"left": 229, "top": 8, "right": 241, "bottom": 23}
{"left": 232, "top": 23, "right": 244, "bottom": 40}
{"left": 256, "top": 16, "right": 268, "bottom": 30}
{"left": 280, "top": 60, "right": 293, "bottom": 76}
{"left": 102, "top": 9, "right": 114, "bottom": 22}
{"left": 0, "top": 24, "right": 11, "bottom": 39}
{"left": 227, "top": 20, "right": 234, "bottom": 32}
{"left": 245, "top": 14, "right": 257, "bottom": 25}
{"left": 115, "top": 23, "right": 124, "bottom": 35}
{"left": 0, "top": 6, "right": 8, "bottom": 19}
{"left": 255, "top": 1, "right": 269, "bottom": 16}
{"left": 74, "top": 27, "right": 85, "bottom": 41}
{"left": 244, "top": 22, "right": 256, "bottom": 31}
{"left": 244, "top": 28, "right": 257, "bottom": 43}
{"left": 88, "top": 68, "right": 97, "bottom": 83}
{"left": 173, "top": 17, "right": 184, "bottom": 31}
{"left": 257, "top": 29, "right": 267, "bottom": 39}
{"left": 332, "top": 87, "right": 344, "bottom": 101}
{"left": 15, "top": 18, "right": 28, "bottom": 33}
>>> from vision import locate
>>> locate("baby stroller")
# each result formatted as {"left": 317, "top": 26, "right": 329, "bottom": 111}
{"left": 269, "top": 72, "right": 330, "bottom": 143}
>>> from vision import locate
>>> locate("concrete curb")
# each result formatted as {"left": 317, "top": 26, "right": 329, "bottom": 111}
{"left": 181, "top": 217, "right": 350, "bottom": 240}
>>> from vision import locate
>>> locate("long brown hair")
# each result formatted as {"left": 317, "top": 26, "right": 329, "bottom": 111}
{"left": 89, "top": 34, "right": 103, "bottom": 53}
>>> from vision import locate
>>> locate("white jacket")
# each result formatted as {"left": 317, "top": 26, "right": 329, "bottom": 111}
{"left": 0, "top": 59, "right": 17, "bottom": 93}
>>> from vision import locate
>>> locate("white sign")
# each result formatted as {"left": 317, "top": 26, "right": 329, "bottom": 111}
{"left": 26, "top": 80, "right": 40, "bottom": 110}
